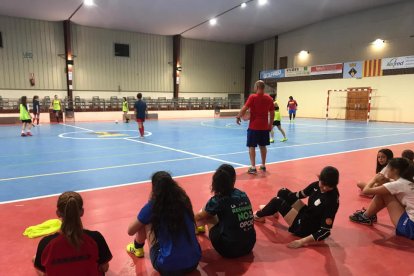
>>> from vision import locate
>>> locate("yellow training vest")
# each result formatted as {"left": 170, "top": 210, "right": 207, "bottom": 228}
{"left": 274, "top": 101, "right": 281, "bottom": 121}
{"left": 122, "top": 101, "right": 128, "bottom": 112}
{"left": 53, "top": 99, "right": 61, "bottom": 111}
{"left": 19, "top": 104, "right": 31, "bottom": 120}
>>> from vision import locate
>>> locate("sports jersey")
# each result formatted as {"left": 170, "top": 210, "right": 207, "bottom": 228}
{"left": 34, "top": 230, "right": 112, "bottom": 276}
{"left": 205, "top": 188, "right": 256, "bottom": 244}
{"left": 273, "top": 100, "right": 281, "bottom": 121}
{"left": 291, "top": 181, "right": 339, "bottom": 241}
{"left": 287, "top": 100, "right": 297, "bottom": 110}
{"left": 122, "top": 101, "right": 129, "bottom": 112}
{"left": 19, "top": 104, "right": 31, "bottom": 120}
{"left": 384, "top": 178, "right": 414, "bottom": 221}
{"left": 134, "top": 100, "right": 147, "bottom": 119}
{"left": 53, "top": 100, "right": 61, "bottom": 111}
{"left": 244, "top": 93, "right": 274, "bottom": 130}
{"left": 138, "top": 201, "right": 201, "bottom": 272}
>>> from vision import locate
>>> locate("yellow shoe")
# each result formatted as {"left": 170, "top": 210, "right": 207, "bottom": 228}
{"left": 270, "top": 138, "right": 275, "bottom": 143}
{"left": 195, "top": 225, "right": 206, "bottom": 234}
{"left": 126, "top": 243, "right": 144, "bottom": 258}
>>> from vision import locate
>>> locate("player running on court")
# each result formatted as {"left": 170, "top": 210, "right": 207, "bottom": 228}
{"left": 270, "top": 94, "right": 287, "bottom": 143}
{"left": 236, "top": 80, "right": 274, "bottom": 174}
{"left": 134, "top": 93, "right": 147, "bottom": 138}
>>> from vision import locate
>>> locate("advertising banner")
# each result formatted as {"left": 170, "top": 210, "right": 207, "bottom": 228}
{"left": 259, "top": 69, "right": 285, "bottom": 79}
{"left": 285, "top": 67, "right": 310, "bottom": 77}
{"left": 310, "top": 63, "right": 343, "bottom": 75}
{"left": 343, "top": 61, "right": 363, "bottom": 79}
{"left": 382, "top": 55, "right": 414, "bottom": 70}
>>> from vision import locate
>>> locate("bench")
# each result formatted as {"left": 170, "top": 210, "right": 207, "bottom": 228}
{"left": 0, "top": 116, "right": 21, "bottom": 124}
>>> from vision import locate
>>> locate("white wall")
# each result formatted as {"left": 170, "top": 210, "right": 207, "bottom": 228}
{"left": 180, "top": 38, "right": 245, "bottom": 97}
{"left": 278, "top": 1, "right": 414, "bottom": 67}
{"left": 277, "top": 74, "right": 414, "bottom": 123}
{"left": 0, "top": 16, "right": 66, "bottom": 94}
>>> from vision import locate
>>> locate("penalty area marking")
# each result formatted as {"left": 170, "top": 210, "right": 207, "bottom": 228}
{"left": 59, "top": 130, "right": 152, "bottom": 140}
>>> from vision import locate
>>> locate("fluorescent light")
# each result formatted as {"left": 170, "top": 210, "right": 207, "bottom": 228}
{"left": 84, "top": 0, "right": 94, "bottom": 6}
{"left": 241, "top": 3, "right": 247, "bottom": 8}
{"left": 373, "top": 38, "right": 385, "bottom": 48}
{"left": 298, "top": 50, "right": 309, "bottom": 58}
{"left": 258, "top": 0, "right": 268, "bottom": 6}
{"left": 209, "top": 18, "right": 217, "bottom": 26}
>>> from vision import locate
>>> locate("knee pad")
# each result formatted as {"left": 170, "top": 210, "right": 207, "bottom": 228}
{"left": 277, "top": 188, "right": 292, "bottom": 199}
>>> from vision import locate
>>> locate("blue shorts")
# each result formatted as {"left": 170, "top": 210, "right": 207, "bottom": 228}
{"left": 150, "top": 242, "right": 198, "bottom": 274}
{"left": 246, "top": 129, "right": 270, "bottom": 147}
{"left": 396, "top": 212, "right": 414, "bottom": 240}
{"left": 289, "top": 109, "right": 296, "bottom": 115}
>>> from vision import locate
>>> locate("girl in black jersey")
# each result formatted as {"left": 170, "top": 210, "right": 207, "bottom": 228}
{"left": 254, "top": 166, "right": 340, "bottom": 248}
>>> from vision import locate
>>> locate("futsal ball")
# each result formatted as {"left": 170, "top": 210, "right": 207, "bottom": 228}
{"left": 115, "top": 120, "right": 118, "bottom": 124}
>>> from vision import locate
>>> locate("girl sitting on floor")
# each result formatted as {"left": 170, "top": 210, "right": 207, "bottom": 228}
{"left": 357, "top": 148, "right": 394, "bottom": 192}
{"left": 195, "top": 164, "right": 256, "bottom": 258}
{"left": 254, "top": 166, "right": 340, "bottom": 248}
{"left": 126, "top": 171, "right": 201, "bottom": 275}
{"left": 34, "top": 191, "right": 112, "bottom": 276}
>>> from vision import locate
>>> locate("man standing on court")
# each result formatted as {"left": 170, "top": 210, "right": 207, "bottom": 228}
{"left": 236, "top": 80, "right": 274, "bottom": 174}
{"left": 134, "top": 93, "right": 147, "bottom": 138}
{"left": 287, "top": 96, "right": 298, "bottom": 122}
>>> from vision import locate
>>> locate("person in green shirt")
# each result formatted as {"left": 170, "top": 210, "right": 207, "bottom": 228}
{"left": 50, "top": 95, "right": 62, "bottom": 123}
{"left": 122, "top": 97, "right": 130, "bottom": 123}
{"left": 270, "top": 94, "right": 287, "bottom": 143}
{"left": 19, "top": 96, "right": 33, "bottom": 137}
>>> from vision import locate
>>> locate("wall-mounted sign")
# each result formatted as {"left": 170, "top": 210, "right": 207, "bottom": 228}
{"left": 23, "top": 51, "right": 33, "bottom": 59}
{"left": 343, "top": 61, "right": 363, "bottom": 79}
{"left": 259, "top": 69, "right": 285, "bottom": 79}
{"left": 310, "top": 63, "right": 343, "bottom": 75}
{"left": 285, "top": 67, "right": 309, "bottom": 77}
{"left": 382, "top": 55, "right": 414, "bottom": 70}
{"left": 363, "top": 59, "right": 382, "bottom": 77}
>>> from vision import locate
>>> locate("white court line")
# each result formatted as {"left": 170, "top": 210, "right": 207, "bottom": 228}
{"left": 124, "top": 138, "right": 246, "bottom": 167}
{"left": 61, "top": 123, "right": 94, "bottom": 132}
{"left": 2, "top": 140, "right": 414, "bottom": 205}
{"left": 0, "top": 156, "right": 199, "bottom": 182}
{"left": 211, "top": 130, "right": 414, "bottom": 157}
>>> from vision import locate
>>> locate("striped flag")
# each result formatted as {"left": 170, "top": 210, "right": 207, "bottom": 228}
{"left": 363, "top": 59, "right": 382, "bottom": 77}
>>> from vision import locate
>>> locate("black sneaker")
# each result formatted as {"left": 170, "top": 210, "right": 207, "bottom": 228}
{"left": 349, "top": 209, "right": 374, "bottom": 225}
{"left": 259, "top": 166, "right": 266, "bottom": 172}
{"left": 354, "top": 208, "right": 377, "bottom": 223}
{"left": 247, "top": 167, "right": 257, "bottom": 174}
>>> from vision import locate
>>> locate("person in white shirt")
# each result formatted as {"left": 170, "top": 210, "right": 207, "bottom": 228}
{"left": 349, "top": 158, "right": 414, "bottom": 240}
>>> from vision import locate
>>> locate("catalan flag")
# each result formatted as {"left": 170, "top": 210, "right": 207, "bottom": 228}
{"left": 363, "top": 59, "right": 382, "bottom": 77}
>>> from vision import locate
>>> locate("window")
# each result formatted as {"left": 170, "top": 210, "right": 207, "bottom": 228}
{"left": 114, "top": 43, "right": 129, "bottom": 57}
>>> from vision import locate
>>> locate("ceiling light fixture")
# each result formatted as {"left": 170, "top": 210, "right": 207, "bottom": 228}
{"left": 258, "top": 0, "right": 268, "bottom": 6}
{"left": 298, "top": 50, "right": 310, "bottom": 58}
{"left": 241, "top": 3, "right": 247, "bottom": 8}
{"left": 373, "top": 38, "right": 385, "bottom": 48}
{"left": 209, "top": 18, "right": 217, "bottom": 26}
{"left": 84, "top": 0, "right": 94, "bottom": 6}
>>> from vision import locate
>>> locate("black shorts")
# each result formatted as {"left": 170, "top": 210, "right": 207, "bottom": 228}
{"left": 288, "top": 206, "right": 318, "bottom": 238}
{"left": 272, "top": 120, "right": 281, "bottom": 126}
{"left": 21, "top": 119, "right": 32, "bottom": 123}
{"left": 246, "top": 129, "right": 270, "bottom": 147}
{"left": 150, "top": 243, "right": 198, "bottom": 275}
{"left": 209, "top": 224, "right": 255, "bottom": 258}
{"left": 52, "top": 110, "right": 60, "bottom": 114}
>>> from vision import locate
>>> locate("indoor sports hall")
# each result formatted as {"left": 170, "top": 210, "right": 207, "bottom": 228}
{"left": 1, "top": 1, "right": 414, "bottom": 276}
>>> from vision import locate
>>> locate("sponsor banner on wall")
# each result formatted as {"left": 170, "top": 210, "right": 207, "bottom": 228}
{"left": 343, "top": 61, "right": 363, "bottom": 78}
{"left": 310, "top": 63, "right": 343, "bottom": 75}
{"left": 259, "top": 69, "right": 285, "bottom": 79}
{"left": 285, "top": 67, "right": 310, "bottom": 77}
{"left": 363, "top": 59, "right": 382, "bottom": 77}
{"left": 382, "top": 55, "right": 414, "bottom": 70}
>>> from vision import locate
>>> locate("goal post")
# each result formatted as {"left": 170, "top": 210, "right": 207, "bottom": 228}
{"left": 326, "top": 87, "right": 373, "bottom": 122}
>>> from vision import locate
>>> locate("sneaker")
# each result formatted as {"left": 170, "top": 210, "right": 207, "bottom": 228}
{"left": 349, "top": 210, "right": 374, "bottom": 225}
{"left": 26, "top": 132, "right": 32, "bottom": 136}
{"left": 259, "top": 166, "right": 266, "bottom": 172}
{"left": 280, "top": 138, "right": 288, "bottom": 142}
{"left": 247, "top": 167, "right": 257, "bottom": 174}
{"left": 354, "top": 208, "right": 377, "bottom": 223}
{"left": 126, "top": 243, "right": 144, "bottom": 258}
{"left": 21, "top": 133, "right": 27, "bottom": 137}
{"left": 253, "top": 211, "right": 265, "bottom": 223}
{"left": 195, "top": 225, "right": 206, "bottom": 234}
{"left": 269, "top": 138, "right": 275, "bottom": 143}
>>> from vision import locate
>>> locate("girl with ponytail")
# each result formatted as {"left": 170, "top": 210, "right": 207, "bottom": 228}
{"left": 34, "top": 191, "right": 112, "bottom": 276}
{"left": 195, "top": 164, "right": 256, "bottom": 258}
{"left": 127, "top": 171, "right": 201, "bottom": 275}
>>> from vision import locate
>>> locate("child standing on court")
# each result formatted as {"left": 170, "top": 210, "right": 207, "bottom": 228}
{"left": 34, "top": 191, "right": 112, "bottom": 275}
{"left": 270, "top": 94, "right": 287, "bottom": 143}
{"left": 287, "top": 96, "right": 298, "bottom": 122}
{"left": 32, "top": 95, "right": 40, "bottom": 126}
{"left": 126, "top": 171, "right": 201, "bottom": 274}
{"left": 19, "top": 96, "right": 33, "bottom": 137}
{"left": 122, "top": 97, "right": 130, "bottom": 123}
{"left": 134, "top": 93, "right": 147, "bottom": 138}
{"left": 50, "top": 95, "right": 62, "bottom": 123}
{"left": 195, "top": 164, "right": 256, "bottom": 258}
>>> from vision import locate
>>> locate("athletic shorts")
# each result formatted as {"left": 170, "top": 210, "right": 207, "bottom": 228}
{"left": 136, "top": 118, "right": 145, "bottom": 123}
{"left": 52, "top": 110, "right": 60, "bottom": 114}
{"left": 272, "top": 120, "right": 281, "bottom": 126}
{"left": 209, "top": 224, "right": 255, "bottom": 258}
{"left": 396, "top": 212, "right": 414, "bottom": 240}
{"left": 246, "top": 129, "right": 270, "bottom": 147}
{"left": 288, "top": 109, "right": 296, "bottom": 115}
{"left": 150, "top": 242, "right": 198, "bottom": 274}
{"left": 21, "top": 119, "right": 32, "bottom": 123}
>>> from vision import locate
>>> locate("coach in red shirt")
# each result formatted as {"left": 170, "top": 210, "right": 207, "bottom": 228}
{"left": 236, "top": 80, "right": 274, "bottom": 174}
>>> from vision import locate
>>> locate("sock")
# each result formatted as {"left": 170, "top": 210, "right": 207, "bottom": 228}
{"left": 134, "top": 240, "right": 144, "bottom": 248}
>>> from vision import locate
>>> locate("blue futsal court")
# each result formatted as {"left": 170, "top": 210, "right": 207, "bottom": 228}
{"left": 1, "top": 117, "right": 414, "bottom": 203}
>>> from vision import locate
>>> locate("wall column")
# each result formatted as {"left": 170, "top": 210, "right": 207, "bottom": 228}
{"left": 63, "top": 20, "right": 73, "bottom": 109}
{"left": 244, "top": 43, "right": 254, "bottom": 100}
{"left": 172, "top": 35, "right": 181, "bottom": 99}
